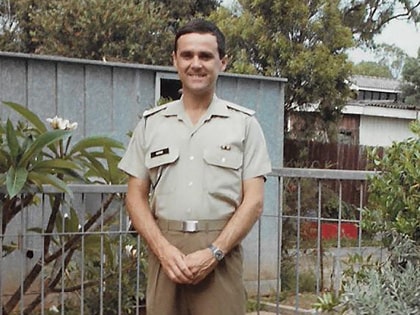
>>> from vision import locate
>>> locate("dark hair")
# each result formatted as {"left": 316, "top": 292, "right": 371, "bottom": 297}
{"left": 174, "top": 19, "right": 226, "bottom": 58}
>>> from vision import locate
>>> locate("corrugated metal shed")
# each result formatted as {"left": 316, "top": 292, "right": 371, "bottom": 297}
{"left": 1, "top": 52, "right": 287, "bottom": 290}
{"left": 0, "top": 51, "right": 286, "bottom": 168}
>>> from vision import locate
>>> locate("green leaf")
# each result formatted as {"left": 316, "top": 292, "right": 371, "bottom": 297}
{"left": 6, "top": 166, "right": 29, "bottom": 197}
{"left": 0, "top": 149, "right": 11, "bottom": 171}
{"left": 27, "top": 172, "right": 73, "bottom": 198}
{"left": 6, "top": 119, "right": 20, "bottom": 162}
{"left": 83, "top": 234, "right": 103, "bottom": 258}
{"left": 31, "top": 159, "right": 81, "bottom": 172}
{"left": 2, "top": 243, "right": 18, "bottom": 257}
{"left": 19, "top": 130, "right": 71, "bottom": 167}
{"left": 69, "top": 136, "right": 124, "bottom": 155}
{"left": 27, "top": 227, "right": 44, "bottom": 234}
{"left": 65, "top": 207, "right": 80, "bottom": 233}
{"left": 2, "top": 101, "right": 47, "bottom": 133}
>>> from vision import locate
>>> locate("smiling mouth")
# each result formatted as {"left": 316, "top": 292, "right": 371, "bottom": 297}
{"left": 188, "top": 73, "right": 206, "bottom": 78}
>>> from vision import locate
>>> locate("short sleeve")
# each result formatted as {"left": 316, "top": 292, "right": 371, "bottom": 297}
{"left": 118, "top": 119, "right": 149, "bottom": 179}
{"left": 242, "top": 116, "right": 272, "bottom": 180}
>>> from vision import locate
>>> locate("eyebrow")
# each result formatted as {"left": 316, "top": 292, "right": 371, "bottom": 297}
{"left": 179, "top": 50, "right": 215, "bottom": 58}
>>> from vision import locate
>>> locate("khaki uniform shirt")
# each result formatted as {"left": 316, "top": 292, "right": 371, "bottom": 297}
{"left": 118, "top": 96, "right": 271, "bottom": 221}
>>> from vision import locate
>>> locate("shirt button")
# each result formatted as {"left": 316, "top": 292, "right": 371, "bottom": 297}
{"left": 186, "top": 208, "right": 192, "bottom": 213}
{"left": 189, "top": 156, "right": 195, "bottom": 160}
{"left": 221, "top": 157, "right": 226, "bottom": 163}
{"left": 188, "top": 181, "right": 193, "bottom": 186}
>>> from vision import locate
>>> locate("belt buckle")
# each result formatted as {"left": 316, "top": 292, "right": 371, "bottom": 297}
{"left": 182, "top": 220, "right": 198, "bottom": 232}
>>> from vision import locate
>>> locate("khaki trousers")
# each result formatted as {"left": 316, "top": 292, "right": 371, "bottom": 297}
{"left": 146, "top": 230, "right": 246, "bottom": 315}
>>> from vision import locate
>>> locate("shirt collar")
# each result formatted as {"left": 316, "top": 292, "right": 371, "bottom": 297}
{"left": 164, "top": 95, "right": 230, "bottom": 119}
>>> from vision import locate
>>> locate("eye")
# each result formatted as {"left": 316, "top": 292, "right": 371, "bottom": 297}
{"left": 179, "top": 51, "right": 193, "bottom": 59}
{"left": 200, "top": 52, "right": 214, "bottom": 61}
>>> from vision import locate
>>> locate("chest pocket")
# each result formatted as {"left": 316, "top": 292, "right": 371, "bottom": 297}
{"left": 203, "top": 148, "right": 243, "bottom": 203}
{"left": 203, "top": 149, "right": 242, "bottom": 170}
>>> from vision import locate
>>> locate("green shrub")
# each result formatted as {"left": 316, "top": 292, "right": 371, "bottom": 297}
{"left": 363, "top": 121, "right": 420, "bottom": 242}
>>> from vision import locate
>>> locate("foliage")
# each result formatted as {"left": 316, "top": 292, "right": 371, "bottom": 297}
{"left": 401, "top": 48, "right": 420, "bottom": 106}
{"left": 211, "top": 0, "right": 354, "bottom": 142}
{"left": 341, "top": 0, "right": 420, "bottom": 44}
{"left": 352, "top": 61, "right": 393, "bottom": 78}
{"left": 313, "top": 232, "right": 420, "bottom": 314}
{"left": 374, "top": 43, "right": 409, "bottom": 79}
{"left": 1, "top": 0, "right": 419, "bottom": 141}
{"left": 313, "top": 291, "right": 340, "bottom": 312}
{"left": 313, "top": 123, "right": 420, "bottom": 313}
{"left": 363, "top": 120, "right": 420, "bottom": 241}
{"left": 0, "top": 101, "right": 141, "bottom": 314}
{"left": 341, "top": 232, "right": 420, "bottom": 314}
{"left": 62, "top": 236, "right": 148, "bottom": 315}
{"left": 0, "top": 0, "right": 174, "bottom": 64}
{"left": 0, "top": 0, "right": 222, "bottom": 64}
{"left": 353, "top": 44, "right": 409, "bottom": 79}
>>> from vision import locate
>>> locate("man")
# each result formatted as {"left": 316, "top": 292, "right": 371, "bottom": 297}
{"left": 118, "top": 19, "right": 271, "bottom": 315}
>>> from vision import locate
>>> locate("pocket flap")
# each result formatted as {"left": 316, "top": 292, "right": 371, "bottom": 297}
{"left": 203, "top": 149, "right": 242, "bottom": 170}
{"left": 145, "top": 146, "right": 179, "bottom": 169}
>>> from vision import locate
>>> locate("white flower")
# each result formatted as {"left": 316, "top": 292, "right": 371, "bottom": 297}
{"left": 46, "top": 116, "right": 78, "bottom": 130}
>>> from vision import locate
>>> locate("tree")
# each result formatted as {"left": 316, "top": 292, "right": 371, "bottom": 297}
{"left": 0, "top": 0, "right": 174, "bottom": 64}
{"left": 341, "top": 0, "right": 420, "bottom": 44}
{"left": 211, "top": 0, "right": 354, "bottom": 141}
{"left": 352, "top": 61, "right": 393, "bottom": 78}
{"left": 353, "top": 44, "right": 410, "bottom": 79}
{"left": 373, "top": 43, "right": 408, "bottom": 79}
{"left": 401, "top": 48, "right": 420, "bottom": 106}
{"left": 154, "top": 0, "right": 221, "bottom": 21}
{"left": 1, "top": 0, "right": 419, "bottom": 141}
{"left": 0, "top": 0, "right": 222, "bottom": 64}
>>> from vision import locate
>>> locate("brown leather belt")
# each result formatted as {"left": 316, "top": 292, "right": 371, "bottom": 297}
{"left": 157, "top": 218, "right": 228, "bottom": 233}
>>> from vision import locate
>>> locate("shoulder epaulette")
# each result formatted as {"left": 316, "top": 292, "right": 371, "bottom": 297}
{"left": 143, "top": 105, "right": 167, "bottom": 118}
{"left": 226, "top": 103, "right": 255, "bottom": 116}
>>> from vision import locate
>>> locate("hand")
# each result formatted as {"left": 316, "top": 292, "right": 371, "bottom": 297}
{"left": 157, "top": 243, "right": 194, "bottom": 284}
{"left": 185, "top": 248, "right": 218, "bottom": 285}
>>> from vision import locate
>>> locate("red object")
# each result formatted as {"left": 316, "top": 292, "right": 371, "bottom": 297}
{"left": 302, "top": 222, "right": 358, "bottom": 240}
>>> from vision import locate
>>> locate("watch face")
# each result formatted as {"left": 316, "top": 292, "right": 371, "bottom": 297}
{"left": 215, "top": 249, "right": 224, "bottom": 261}
{"left": 209, "top": 244, "right": 224, "bottom": 261}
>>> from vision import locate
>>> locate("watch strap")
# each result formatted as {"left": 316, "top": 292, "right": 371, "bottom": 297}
{"left": 208, "top": 244, "right": 225, "bottom": 261}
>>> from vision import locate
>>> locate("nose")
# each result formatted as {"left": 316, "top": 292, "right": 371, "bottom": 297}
{"left": 191, "top": 56, "right": 202, "bottom": 68}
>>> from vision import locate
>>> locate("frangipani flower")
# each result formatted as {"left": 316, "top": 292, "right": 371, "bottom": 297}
{"left": 46, "top": 116, "right": 78, "bottom": 130}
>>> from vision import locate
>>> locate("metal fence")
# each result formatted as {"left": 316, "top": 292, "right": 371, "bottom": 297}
{"left": 1, "top": 168, "right": 378, "bottom": 315}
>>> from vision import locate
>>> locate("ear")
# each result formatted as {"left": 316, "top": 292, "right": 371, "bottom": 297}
{"left": 220, "top": 55, "right": 228, "bottom": 72}
{"left": 172, "top": 51, "right": 178, "bottom": 68}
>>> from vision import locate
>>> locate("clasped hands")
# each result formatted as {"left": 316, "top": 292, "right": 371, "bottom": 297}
{"left": 159, "top": 244, "right": 219, "bottom": 285}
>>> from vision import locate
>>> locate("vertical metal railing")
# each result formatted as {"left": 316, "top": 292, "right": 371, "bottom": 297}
{"left": 1, "top": 169, "right": 375, "bottom": 314}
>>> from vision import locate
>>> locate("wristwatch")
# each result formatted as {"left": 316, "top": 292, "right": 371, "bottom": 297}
{"left": 208, "top": 244, "right": 225, "bottom": 261}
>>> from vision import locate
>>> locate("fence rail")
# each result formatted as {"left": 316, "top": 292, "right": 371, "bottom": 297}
{"left": 1, "top": 168, "right": 378, "bottom": 315}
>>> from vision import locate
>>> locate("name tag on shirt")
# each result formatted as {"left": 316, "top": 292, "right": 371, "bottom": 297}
{"left": 151, "top": 148, "right": 169, "bottom": 158}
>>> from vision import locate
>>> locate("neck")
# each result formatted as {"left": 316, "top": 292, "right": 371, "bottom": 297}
{"left": 182, "top": 91, "right": 214, "bottom": 110}
{"left": 182, "top": 92, "right": 214, "bottom": 125}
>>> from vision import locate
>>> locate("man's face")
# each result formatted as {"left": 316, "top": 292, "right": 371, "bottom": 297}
{"left": 173, "top": 33, "right": 227, "bottom": 96}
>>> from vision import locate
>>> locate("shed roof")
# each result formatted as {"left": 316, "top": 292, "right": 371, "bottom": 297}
{"left": 350, "top": 75, "right": 402, "bottom": 93}
{"left": 0, "top": 51, "right": 287, "bottom": 83}
{"left": 346, "top": 99, "right": 418, "bottom": 110}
